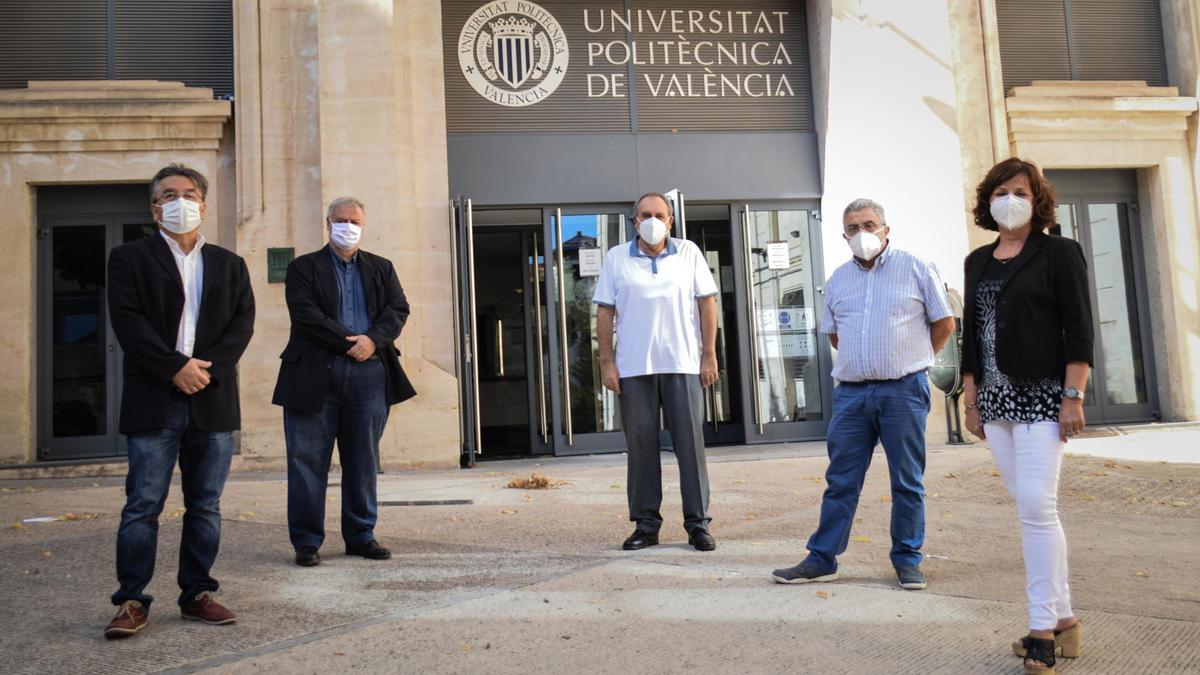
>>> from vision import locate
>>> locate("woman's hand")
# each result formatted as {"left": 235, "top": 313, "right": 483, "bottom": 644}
{"left": 965, "top": 406, "right": 985, "bottom": 440}
{"left": 1059, "top": 398, "right": 1085, "bottom": 442}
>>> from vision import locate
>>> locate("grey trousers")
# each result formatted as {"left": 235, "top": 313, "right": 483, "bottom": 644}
{"left": 618, "top": 373, "right": 711, "bottom": 534}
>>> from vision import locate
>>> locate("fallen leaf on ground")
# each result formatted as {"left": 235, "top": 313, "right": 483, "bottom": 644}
{"left": 878, "top": 495, "right": 891, "bottom": 503}
{"left": 58, "top": 512, "right": 99, "bottom": 521}
{"left": 499, "top": 509, "right": 518, "bottom": 515}
{"left": 942, "top": 512, "right": 955, "bottom": 520}
{"left": 1135, "top": 569, "right": 1150, "bottom": 578}
{"left": 1171, "top": 500, "right": 1191, "bottom": 507}
{"left": 1088, "top": 471, "right": 1106, "bottom": 477}
{"left": 815, "top": 591, "right": 829, "bottom": 599}
{"left": 851, "top": 535, "right": 871, "bottom": 543}
{"left": 750, "top": 541, "right": 765, "bottom": 546}
{"left": 41, "top": 549, "right": 52, "bottom": 558}
{"left": 734, "top": 480, "right": 746, "bottom": 485}
{"left": 989, "top": 468, "right": 1001, "bottom": 477}
{"left": 238, "top": 512, "right": 255, "bottom": 520}
{"left": 10, "top": 523, "right": 24, "bottom": 530}
{"left": 461, "top": 644, "right": 473, "bottom": 652}
{"left": 610, "top": 484, "right": 622, "bottom": 489}
{"left": 506, "top": 473, "right": 567, "bottom": 489}
{"left": 944, "top": 473, "right": 957, "bottom": 479}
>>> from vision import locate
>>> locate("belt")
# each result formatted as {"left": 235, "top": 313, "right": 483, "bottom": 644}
{"left": 845, "top": 370, "right": 924, "bottom": 385}
{"left": 337, "top": 354, "right": 381, "bottom": 362}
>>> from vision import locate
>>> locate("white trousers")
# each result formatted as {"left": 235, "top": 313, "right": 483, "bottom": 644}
{"left": 984, "top": 421, "right": 1073, "bottom": 630}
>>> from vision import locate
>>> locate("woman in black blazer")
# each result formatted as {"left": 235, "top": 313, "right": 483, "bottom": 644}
{"left": 961, "top": 158, "right": 1094, "bottom": 675}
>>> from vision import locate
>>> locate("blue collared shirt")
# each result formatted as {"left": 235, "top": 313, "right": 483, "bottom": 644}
{"left": 821, "top": 244, "right": 954, "bottom": 382}
{"left": 328, "top": 246, "right": 371, "bottom": 335}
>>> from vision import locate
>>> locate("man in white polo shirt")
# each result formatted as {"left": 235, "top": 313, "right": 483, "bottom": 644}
{"left": 593, "top": 192, "right": 720, "bottom": 552}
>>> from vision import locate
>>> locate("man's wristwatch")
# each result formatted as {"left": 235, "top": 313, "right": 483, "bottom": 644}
{"left": 1063, "top": 387, "right": 1085, "bottom": 402}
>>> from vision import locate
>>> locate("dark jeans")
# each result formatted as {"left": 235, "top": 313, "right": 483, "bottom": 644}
{"left": 617, "top": 373, "right": 711, "bottom": 535}
{"left": 284, "top": 357, "right": 388, "bottom": 551}
{"left": 805, "top": 371, "right": 931, "bottom": 570}
{"left": 112, "top": 394, "right": 234, "bottom": 612}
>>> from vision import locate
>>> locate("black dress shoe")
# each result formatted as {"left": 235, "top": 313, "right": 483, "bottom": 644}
{"left": 622, "top": 530, "right": 659, "bottom": 550}
{"left": 688, "top": 529, "right": 716, "bottom": 551}
{"left": 346, "top": 539, "right": 392, "bottom": 560}
{"left": 295, "top": 546, "right": 321, "bottom": 567}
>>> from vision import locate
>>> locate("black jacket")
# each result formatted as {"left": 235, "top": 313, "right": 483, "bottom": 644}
{"left": 271, "top": 247, "right": 416, "bottom": 413}
{"left": 107, "top": 233, "right": 256, "bottom": 433}
{"left": 961, "top": 230, "right": 1094, "bottom": 380}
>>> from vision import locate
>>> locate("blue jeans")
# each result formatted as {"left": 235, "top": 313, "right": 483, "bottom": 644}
{"left": 805, "top": 370, "right": 930, "bottom": 570}
{"left": 284, "top": 357, "right": 388, "bottom": 551}
{"left": 112, "top": 394, "right": 234, "bottom": 612}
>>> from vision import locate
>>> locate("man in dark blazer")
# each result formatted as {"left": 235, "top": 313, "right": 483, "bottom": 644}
{"left": 273, "top": 196, "right": 416, "bottom": 567}
{"left": 104, "top": 164, "right": 255, "bottom": 639}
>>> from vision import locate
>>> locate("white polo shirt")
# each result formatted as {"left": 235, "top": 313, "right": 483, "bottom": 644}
{"left": 592, "top": 237, "right": 718, "bottom": 378}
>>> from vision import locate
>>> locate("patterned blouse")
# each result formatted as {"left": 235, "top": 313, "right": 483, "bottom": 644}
{"left": 975, "top": 258, "right": 1063, "bottom": 424}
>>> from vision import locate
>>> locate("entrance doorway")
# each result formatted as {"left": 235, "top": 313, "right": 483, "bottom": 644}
{"left": 1048, "top": 169, "right": 1158, "bottom": 423}
{"left": 36, "top": 184, "right": 155, "bottom": 461}
{"left": 450, "top": 198, "right": 831, "bottom": 465}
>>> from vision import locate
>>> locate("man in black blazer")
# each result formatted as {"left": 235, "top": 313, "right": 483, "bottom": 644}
{"left": 272, "top": 196, "right": 415, "bottom": 567}
{"left": 104, "top": 164, "right": 255, "bottom": 639}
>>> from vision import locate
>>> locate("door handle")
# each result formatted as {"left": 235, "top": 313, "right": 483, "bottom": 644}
{"left": 532, "top": 233, "right": 548, "bottom": 443}
{"left": 466, "top": 199, "right": 483, "bottom": 456}
{"left": 742, "top": 205, "right": 764, "bottom": 435}
{"left": 555, "top": 208, "right": 573, "bottom": 446}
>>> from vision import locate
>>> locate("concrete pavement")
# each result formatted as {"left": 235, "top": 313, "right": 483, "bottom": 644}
{"left": 1, "top": 425, "right": 1198, "bottom": 674}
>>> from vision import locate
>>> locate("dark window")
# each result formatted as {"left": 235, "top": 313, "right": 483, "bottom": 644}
{"left": 995, "top": 0, "right": 1167, "bottom": 91}
{"left": 0, "top": 0, "right": 233, "bottom": 98}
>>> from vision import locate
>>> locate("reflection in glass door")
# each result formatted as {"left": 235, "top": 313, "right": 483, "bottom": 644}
{"left": 739, "top": 204, "right": 830, "bottom": 441}
{"left": 1053, "top": 201, "right": 1155, "bottom": 422}
{"left": 550, "top": 208, "right": 630, "bottom": 455}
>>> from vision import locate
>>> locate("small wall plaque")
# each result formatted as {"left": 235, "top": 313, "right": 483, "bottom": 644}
{"left": 267, "top": 247, "right": 294, "bottom": 283}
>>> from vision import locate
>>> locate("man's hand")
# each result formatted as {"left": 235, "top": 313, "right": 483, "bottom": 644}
{"left": 600, "top": 358, "right": 621, "bottom": 394}
{"left": 700, "top": 352, "right": 718, "bottom": 388}
{"left": 345, "top": 335, "right": 377, "bottom": 362}
{"left": 172, "top": 358, "right": 212, "bottom": 395}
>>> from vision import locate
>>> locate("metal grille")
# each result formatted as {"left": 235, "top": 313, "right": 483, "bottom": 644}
{"left": 0, "top": 1, "right": 107, "bottom": 89}
{"left": 113, "top": 0, "right": 235, "bottom": 97}
{"left": 996, "top": 0, "right": 1167, "bottom": 90}
{"left": 0, "top": 0, "right": 233, "bottom": 97}
{"left": 1068, "top": 0, "right": 1167, "bottom": 85}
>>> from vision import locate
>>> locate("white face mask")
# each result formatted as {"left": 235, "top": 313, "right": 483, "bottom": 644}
{"left": 329, "top": 221, "right": 362, "bottom": 249}
{"left": 990, "top": 194, "right": 1033, "bottom": 230}
{"left": 847, "top": 230, "right": 884, "bottom": 261}
{"left": 158, "top": 197, "right": 203, "bottom": 235}
{"left": 637, "top": 217, "right": 668, "bottom": 246}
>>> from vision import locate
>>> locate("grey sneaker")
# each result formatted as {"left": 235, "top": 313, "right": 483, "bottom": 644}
{"left": 896, "top": 565, "right": 927, "bottom": 590}
{"left": 771, "top": 560, "right": 839, "bottom": 584}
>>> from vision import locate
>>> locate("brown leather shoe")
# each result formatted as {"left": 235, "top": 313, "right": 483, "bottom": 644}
{"left": 104, "top": 600, "right": 148, "bottom": 639}
{"left": 180, "top": 591, "right": 237, "bottom": 625}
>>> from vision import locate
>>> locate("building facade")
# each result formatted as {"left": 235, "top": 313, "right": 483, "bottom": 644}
{"left": 1, "top": 0, "right": 1197, "bottom": 472}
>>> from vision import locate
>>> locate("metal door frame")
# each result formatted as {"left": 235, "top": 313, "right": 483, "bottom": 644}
{"left": 545, "top": 204, "right": 633, "bottom": 456}
{"left": 733, "top": 201, "right": 832, "bottom": 444}
{"left": 1057, "top": 196, "right": 1158, "bottom": 423}
{"left": 37, "top": 213, "right": 147, "bottom": 461}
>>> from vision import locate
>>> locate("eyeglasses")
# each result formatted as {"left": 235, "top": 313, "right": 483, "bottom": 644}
{"left": 844, "top": 221, "right": 885, "bottom": 235}
{"left": 153, "top": 190, "right": 204, "bottom": 205}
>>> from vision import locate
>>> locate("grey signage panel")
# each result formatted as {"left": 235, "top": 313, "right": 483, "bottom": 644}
{"left": 448, "top": 131, "right": 820, "bottom": 204}
{"left": 443, "top": 0, "right": 813, "bottom": 133}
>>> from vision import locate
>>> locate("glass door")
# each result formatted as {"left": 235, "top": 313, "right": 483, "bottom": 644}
{"left": 1054, "top": 200, "right": 1156, "bottom": 423}
{"left": 38, "top": 215, "right": 155, "bottom": 461}
{"left": 736, "top": 203, "right": 831, "bottom": 442}
{"left": 548, "top": 207, "right": 631, "bottom": 455}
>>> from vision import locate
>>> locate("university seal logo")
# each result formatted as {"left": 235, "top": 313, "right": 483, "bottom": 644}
{"left": 458, "top": 1, "right": 569, "bottom": 107}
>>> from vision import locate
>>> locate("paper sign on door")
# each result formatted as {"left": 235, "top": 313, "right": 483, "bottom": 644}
{"left": 578, "top": 248, "right": 602, "bottom": 277}
{"left": 766, "top": 242, "right": 790, "bottom": 270}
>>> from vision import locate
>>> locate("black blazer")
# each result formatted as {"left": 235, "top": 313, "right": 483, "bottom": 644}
{"left": 961, "top": 230, "right": 1094, "bottom": 381}
{"left": 271, "top": 247, "right": 416, "bottom": 413}
{"left": 107, "top": 233, "right": 256, "bottom": 434}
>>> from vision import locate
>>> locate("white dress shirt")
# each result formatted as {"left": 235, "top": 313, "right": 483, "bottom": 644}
{"left": 160, "top": 230, "right": 205, "bottom": 357}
